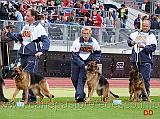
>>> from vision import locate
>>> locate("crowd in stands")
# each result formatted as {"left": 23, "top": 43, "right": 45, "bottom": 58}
{"left": 0, "top": 0, "right": 102, "bottom": 25}
{"left": 141, "top": 0, "right": 160, "bottom": 14}
{"left": 134, "top": 13, "right": 160, "bottom": 30}
{"left": 0, "top": 0, "right": 122, "bottom": 29}
{"left": 0, "top": 0, "right": 160, "bottom": 34}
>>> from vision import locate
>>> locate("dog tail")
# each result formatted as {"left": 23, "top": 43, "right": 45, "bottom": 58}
{"left": 109, "top": 90, "right": 119, "bottom": 99}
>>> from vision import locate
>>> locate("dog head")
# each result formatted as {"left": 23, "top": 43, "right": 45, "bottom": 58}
{"left": 129, "top": 67, "right": 139, "bottom": 82}
{"left": 12, "top": 64, "right": 23, "bottom": 78}
{"left": 87, "top": 61, "right": 98, "bottom": 72}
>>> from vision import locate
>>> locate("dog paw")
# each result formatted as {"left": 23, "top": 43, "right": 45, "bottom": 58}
{"left": 128, "top": 99, "right": 131, "bottom": 101}
{"left": 24, "top": 101, "right": 28, "bottom": 104}
{"left": 104, "top": 100, "right": 109, "bottom": 103}
{"left": 36, "top": 101, "right": 41, "bottom": 104}
{"left": 10, "top": 101, "right": 14, "bottom": 104}
{"left": 85, "top": 101, "right": 90, "bottom": 104}
{"left": 49, "top": 102, "right": 53, "bottom": 104}
{"left": 85, "top": 99, "right": 90, "bottom": 104}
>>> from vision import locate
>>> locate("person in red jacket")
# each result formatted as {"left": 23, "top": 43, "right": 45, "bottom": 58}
{"left": 90, "top": 10, "right": 102, "bottom": 27}
{"left": 89, "top": 10, "right": 102, "bottom": 40}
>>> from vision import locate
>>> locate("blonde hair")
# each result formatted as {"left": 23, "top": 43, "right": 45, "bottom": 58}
{"left": 81, "top": 26, "right": 92, "bottom": 34}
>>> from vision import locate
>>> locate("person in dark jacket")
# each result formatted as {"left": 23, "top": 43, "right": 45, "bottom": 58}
{"left": 127, "top": 20, "right": 157, "bottom": 101}
{"left": 134, "top": 14, "right": 142, "bottom": 30}
{"left": 150, "top": 16, "right": 160, "bottom": 29}
{"left": 0, "top": 3, "right": 12, "bottom": 20}
{"left": 70, "top": 26, "right": 101, "bottom": 103}
{"left": 3, "top": 8, "right": 50, "bottom": 103}
{"left": 145, "top": 0, "right": 151, "bottom": 13}
{"left": 117, "top": 4, "right": 128, "bottom": 28}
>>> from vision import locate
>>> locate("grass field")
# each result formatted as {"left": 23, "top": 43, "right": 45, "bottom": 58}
{"left": 1, "top": 88, "right": 160, "bottom": 119}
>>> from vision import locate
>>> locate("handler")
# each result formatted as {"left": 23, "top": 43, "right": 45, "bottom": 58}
{"left": 3, "top": 8, "right": 50, "bottom": 103}
{"left": 127, "top": 20, "right": 157, "bottom": 101}
{"left": 70, "top": 26, "right": 101, "bottom": 103}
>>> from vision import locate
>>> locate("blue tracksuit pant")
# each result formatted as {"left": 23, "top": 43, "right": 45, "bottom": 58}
{"left": 20, "top": 55, "right": 39, "bottom": 102}
{"left": 71, "top": 60, "right": 89, "bottom": 100}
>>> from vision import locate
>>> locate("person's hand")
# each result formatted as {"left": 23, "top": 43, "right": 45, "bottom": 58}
{"left": 3, "top": 27, "right": 9, "bottom": 35}
{"left": 138, "top": 43, "right": 145, "bottom": 48}
{"left": 94, "top": 21, "right": 97, "bottom": 24}
{"left": 9, "top": 12, "right": 12, "bottom": 16}
{"left": 131, "top": 41, "right": 135, "bottom": 46}
{"left": 35, "top": 52, "right": 43, "bottom": 58}
{"left": 84, "top": 66, "right": 88, "bottom": 70}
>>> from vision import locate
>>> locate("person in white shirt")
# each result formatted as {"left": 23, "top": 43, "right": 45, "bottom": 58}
{"left": 70, "top": 26, "right": 101, "bottom": 103}
{"left": 105, "top": 12, "right": 114, "bottom": 43}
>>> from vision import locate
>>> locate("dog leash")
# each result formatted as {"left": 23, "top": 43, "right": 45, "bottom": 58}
{"left": 22, "top": 57, "right": 38, "bottom": 71}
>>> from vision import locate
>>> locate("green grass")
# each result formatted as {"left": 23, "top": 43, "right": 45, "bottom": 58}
{"left": 0, "top": 96, "right": 160, "bottom": 119}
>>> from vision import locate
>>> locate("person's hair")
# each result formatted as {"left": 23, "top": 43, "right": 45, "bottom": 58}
{"left": 142, "top": 15, "right": 148, "bottom": 21}
{"left": 143, "top": 20, "right": 151, "bottom": 26}
{"left": 121, "top": 4, "right": 125, "bottom": 7}
{"left": 8, "top": 24, "right": 15, "bottom": 28}
{"left": 27, "top": 8, "right": 38, "bottom": 21}
{"left": 81, "top": 26, "right": 92, "bottom": 34}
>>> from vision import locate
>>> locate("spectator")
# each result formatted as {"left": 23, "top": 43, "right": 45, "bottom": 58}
{"left": 145, "top": 0, "right": 151, "bottom": 13}
{"left": 67, "top": 9, "right": 76, "bottom": 22}
{"left": 142, "top": 15, "right": 148, "bottom": 21}
{"left": 0, "top": 3, "right": 12, "bottom": 20}
{"left": 22, "top": 0, "right": 30, "bottom": 10}
{"left": 150, "top": 16, "right": 160, "bottom": 29}
{"left": 85, "top": 1, "right": 91, "bottom": 9}
{"left": 105, "top": 12, "right": 114, "bottom": 43}
{"left": 1, "top": 25, "right": 16, "bottom": 67}
{"left": 46, "top": 0, "right": 54, "bottom": 14}
{"left": 80, "top": 16, "right": 90, "bottom": 26}
{"left": 18, "top": 4, "right": 26, "bottom": 20}
{"left": 13, "top": 8, "right": 24, "bottom": 33}
{"left": 54, "top": 15, "right": 63, "bottom": 24}
{"left": 112, "top": 10, "right": 117, "bottom": 20}
{"left": 134, "top": 14, "right": 142, "bottom": 30}
{"left": 89, "top": 10, "right": 102, "bottom": 26}
{"left": 155, "top": 3, "right": 160, "bottom": 14}
{"left": 89, "top": 10, "right": 102, "bottom": 40}
{"left": 41, "top": 0, "right": 48, "bottom": 14}
{"left": 117, "top": 4, "right": 128, "bottom": 28}
{"left": 58, "top": 1, "right": 64, "bottom": 15}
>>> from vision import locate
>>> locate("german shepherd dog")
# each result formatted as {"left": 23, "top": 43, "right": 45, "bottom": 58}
{"left": 128, "top": 67, "right": 151, "bottom": 102}
{"left": 11, "top": 64, "right": 54, "bottom": 104}
{"left": 0, "top": 76, "right": 9, "bottom": 105}
{"left": 86, "top": 61, "right": 119, "bottom": 103}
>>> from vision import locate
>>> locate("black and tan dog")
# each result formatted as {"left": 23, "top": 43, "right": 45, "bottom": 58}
{"left": 86, "top": 61, "right": 119, "bottom": 103}
{"left": 128, "top": 67, "right": 151, "bottom": 102}
{"left": 0, "top": 76, "right": 9, "bottom": 105}
{"left": 11, "top": 64, "right": 54, "bottom": 104}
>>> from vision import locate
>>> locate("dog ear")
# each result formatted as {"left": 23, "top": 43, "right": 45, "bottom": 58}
{"left": 19, "top": 65, "right": 22, "bottom": 69}
{"left": 95, "top": 60, "right": 99, "bottom": 64}
{"left": 130, "top": 66, "right": 133, "bottom": 71}
{"left": 14, "top": 64, "right": 17, "bottom": 67}
{"left": 135, "top": 69, "right": 139, "bottom": 75}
